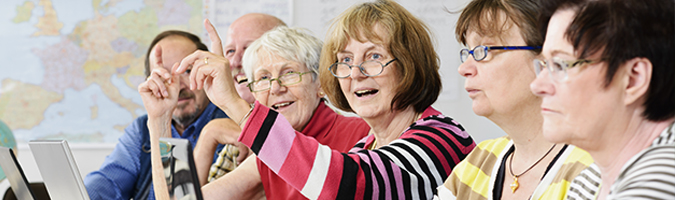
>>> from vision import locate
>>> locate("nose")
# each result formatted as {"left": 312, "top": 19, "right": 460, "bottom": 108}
{"left": 458, "top": 57, "right": 477, "bottom": 77}
{"left": 530, "top": 68, "right": 555, "bottom": 97}
{"left": 269, "top": 79, "right": 286, "bottom": 95}
{"left": 230, "top": 50, "right": 244, "bottom": 70}
{"left": 349, "top": 60, "right": 367, "bottom": 79}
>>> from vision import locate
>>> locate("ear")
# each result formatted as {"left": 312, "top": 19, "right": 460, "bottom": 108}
{"left": 623, "top": 57, "right": 652, "bottom": 105}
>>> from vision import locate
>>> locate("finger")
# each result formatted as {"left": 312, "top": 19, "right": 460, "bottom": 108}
{"left": 176, "top": 51, "right": 204, "bottom": 89}
{"left": 204, "top": 19, "right": 223, "bottom": 56}
{"left": 154, "top": 45, "right": 163, "bottom": 68}
{"left": 148, "top": 72, "right": 169, "bottom": 97}
{"left": 151, "top": 68, "right": 172, "bottom": 83}
{"left": 168, "top": 63, "right": 181, "bottom": 97}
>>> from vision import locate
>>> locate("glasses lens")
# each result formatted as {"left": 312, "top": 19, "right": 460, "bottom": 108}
{"left": 460, "top": 49, "right": 469, "bottom": 63}
{"left": 331, "top": 63, "right": 351, "bottom": 78}
{"left": 473, "top": 46, "right": 487, "bottom": 61}
{"left": 533, "top": 59, "right": 544, "bottom": 75}
{"left": 252, "top": 79, "right": 271, "bottom": 92}
{"left": 280, "top": 73, "right": 301, "bottom": 86}
{"left": 361, "top": 61, "right": 383, "bottom": 76}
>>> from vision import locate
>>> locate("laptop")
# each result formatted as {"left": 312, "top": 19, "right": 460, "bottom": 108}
{"left": 29, "top": 140, "right": 89, "bottom": 200}
{"left": 0, "top": 147, "right": 36, "bottom": 200}
{"left": 158, "top": 137, "right": 203, "bottom": 200}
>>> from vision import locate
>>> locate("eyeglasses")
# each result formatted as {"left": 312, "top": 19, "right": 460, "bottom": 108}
{"left": 460, "top": 45, "right": 541, "bottom": 63}
{"left": 533, "top": 57, "right": 593, "bottom": 81}
{"left": 329, "top": 58, "right": 397, "bottom": 78}
{"left": 247, "top": 71, "right": 312, "bottom": 92}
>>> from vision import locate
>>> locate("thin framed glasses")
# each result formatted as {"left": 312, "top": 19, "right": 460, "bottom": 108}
{"left": 533, "top": 57, "right": 593, "bottom": 81}
{"left": 460, "top": 45, "right": 541, "bottom": 63}
{"left": 329, "top": 58, "right": 397, "bottom": 78}
{"left": 247, "top": 71, "right": 312, "bottom": 92}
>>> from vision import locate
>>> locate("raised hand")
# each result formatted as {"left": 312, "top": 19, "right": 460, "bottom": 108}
{"left": 139, "top": 45, "right": 180, "bottom": 121}
{"left": 173, "top": 19, "right": 252, "bottom": 123}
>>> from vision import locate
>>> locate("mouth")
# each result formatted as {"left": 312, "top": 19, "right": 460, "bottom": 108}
{"left": 355, "top": 89, "right": 378, "bottom": 97}
{"left": 271, "top": 101, "right": 294, "bottom": 110}
{"left": 235, "top": 74, "right": 248, "bottom": 84}
{"left": 178, "top": 90, "right": 195, "bottom": 101}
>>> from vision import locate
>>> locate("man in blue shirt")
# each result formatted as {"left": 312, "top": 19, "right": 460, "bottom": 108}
{"left": 83, "top": 30, "right": 227, "bottom": 200}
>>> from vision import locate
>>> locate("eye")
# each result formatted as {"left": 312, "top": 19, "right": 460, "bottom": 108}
{"left": 258, "top": 75, "right": 271, "bottom": 80}
{"left": 369, "top": 53, "right": 382, "bottom": 60}
{"left": 225, "top": 49, "right": 235, "bottom": 56}
{"left": 340, "top": 57, "right": 352, "bottom": 63}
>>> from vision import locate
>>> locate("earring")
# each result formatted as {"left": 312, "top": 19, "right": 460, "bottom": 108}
{"left": 319, "top": 91, "right": 325, "bottom": 96}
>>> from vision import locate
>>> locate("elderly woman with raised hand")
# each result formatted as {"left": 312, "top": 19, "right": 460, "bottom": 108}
{"left": 143, "top": 23, "right": 371, "bottom": 199}
{"left": 176, "top": 0, "right": 476, "bottom": 199}
{"left": 436, "top": 0, "right": 595, "bottom": 199}
{"left": 531, "top": 0, "right": 675, "bottom": 199}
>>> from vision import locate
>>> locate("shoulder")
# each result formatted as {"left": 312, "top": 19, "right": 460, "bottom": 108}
{"left": 610, "top": 145, "right": 675, "bottom": 199}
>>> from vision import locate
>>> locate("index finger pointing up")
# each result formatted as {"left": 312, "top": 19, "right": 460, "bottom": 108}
{"left": 205, "top": 19, "right": 224, "bottom": 56}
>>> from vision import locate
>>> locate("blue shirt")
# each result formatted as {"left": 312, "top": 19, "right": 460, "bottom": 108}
{"left": 84, "top": 103, "right": 227, "bottom": 200}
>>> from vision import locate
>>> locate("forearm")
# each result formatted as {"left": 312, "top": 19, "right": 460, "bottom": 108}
{"left": 148, "top": 117, "right": 172, "bottom": 200}
{"left": 201, "top": 156, "right": 264, "bottom": 200}
{"left": 216, "top": 97, "right": 252, "bottom": 126}
{"left": 193, "top": 131, "right": 219, "bottom": 186}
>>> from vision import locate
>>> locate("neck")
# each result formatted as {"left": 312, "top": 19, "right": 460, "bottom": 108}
{"left": 590, "top": 116, "right": 673, "bottom": 197}
{"left": 489, "top": 103, "right": 554, "bottom": 161}
{"left": 366, "top": 106, "right": 419, "bottom": 148}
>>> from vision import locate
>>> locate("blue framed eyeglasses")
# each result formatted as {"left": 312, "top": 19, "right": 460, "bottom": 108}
{"left": 460, "top": 45, "right": 541, "bottom": 63}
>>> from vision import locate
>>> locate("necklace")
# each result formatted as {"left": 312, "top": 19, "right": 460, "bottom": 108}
{"left": 508, "top": 144, "right": 557, "bottom": 193}
{"left": 367, "top": 113, "right": 422, "bottom": 150}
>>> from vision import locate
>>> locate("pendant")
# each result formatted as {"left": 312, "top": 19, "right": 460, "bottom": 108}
{"left": 510, "top": 176, "right": 519, "bottom": 193}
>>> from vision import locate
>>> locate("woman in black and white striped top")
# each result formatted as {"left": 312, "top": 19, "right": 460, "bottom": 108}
{"left": 530, "top": 0, "right": 675, "bottom": 199}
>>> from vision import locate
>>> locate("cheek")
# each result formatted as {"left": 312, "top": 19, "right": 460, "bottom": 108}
{"left": 253, "top": 92, "right": 270, "bottom": 105}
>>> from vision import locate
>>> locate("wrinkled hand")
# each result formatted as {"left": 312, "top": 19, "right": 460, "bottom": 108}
{"left": 202, "top": 118, "right": 246, "bottom": 149}
{"left": 173, "top": 19, "right": 240, "bottom": 109}
{"left": 139, "top": 45, "right": 180, "bottom": 120}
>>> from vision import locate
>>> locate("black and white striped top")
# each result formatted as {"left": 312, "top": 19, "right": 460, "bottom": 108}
{"left": 567, "top": 122, "right": 675, "bottom": 200}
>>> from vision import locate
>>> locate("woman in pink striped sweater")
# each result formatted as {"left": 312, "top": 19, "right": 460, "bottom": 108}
{"left": 176, "top": 1, "right": 476, "bottom": 199}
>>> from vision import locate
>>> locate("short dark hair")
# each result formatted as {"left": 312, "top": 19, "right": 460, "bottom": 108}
{"left": 540, "top": 0, "right": 675, "bottom": 121}
{"left": 319, "top": 0, "right": 441, "bottom": 113}
{"left": 144, "top": 30, "right": 208, "bottom": 77}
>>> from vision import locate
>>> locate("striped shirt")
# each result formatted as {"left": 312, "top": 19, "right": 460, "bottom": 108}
{"left": 606, "top": 122, "right": 675, "bottom": 199}
{"left": 437, "top": 137, "right": 596, "bottom": 200}
{"left": 567, "top": 122, "right": 675, "bottom": 200}
{"left": 238, "top": 102, "right": 476, "bottom": 199}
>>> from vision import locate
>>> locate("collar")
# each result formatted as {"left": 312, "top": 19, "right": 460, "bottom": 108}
{"left": 299, "top": 101, "right": 336, "bottom": 138}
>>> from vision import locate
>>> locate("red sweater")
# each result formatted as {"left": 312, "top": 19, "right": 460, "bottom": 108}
{"left": 256, "top": 101, "right": 370, "bottom": 200}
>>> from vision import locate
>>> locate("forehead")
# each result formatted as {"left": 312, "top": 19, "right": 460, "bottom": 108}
{"left": 225, "top": 22, "right": 269, "bottom": 47}
{"left": 465, "top": 19, "right": 524, "bottom": 46}
{"left": 153, "top": 36, "right": 196, "bottom": 68}
{"left": 253, "top": 51, "right": 302, "bottom": 73}
{"left": 542, "top": 9, "right": 576, "bottom": 58}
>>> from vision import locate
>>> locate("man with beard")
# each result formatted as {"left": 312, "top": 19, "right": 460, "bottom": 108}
{"left": 84, "top": 13, "right": 284, "bottom": 200}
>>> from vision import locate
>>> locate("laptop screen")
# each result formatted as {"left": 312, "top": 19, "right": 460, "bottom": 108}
{"left": 28, "top": 140, "right": 89, "bottom": 200}
{"left": 0, "top": 147, "right": 36, "bottom": 200}
{"left": 159, "top": 137, "right": 203, "bottom": 200}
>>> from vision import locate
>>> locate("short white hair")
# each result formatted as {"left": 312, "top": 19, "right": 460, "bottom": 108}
{"left": 242, "top": 26, "right": 323, "bottom": 82}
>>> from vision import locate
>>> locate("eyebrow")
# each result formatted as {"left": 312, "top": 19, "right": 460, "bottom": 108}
{"left": 549, "top": 49, "right": 573, "bottom": 58}
{"left": 338, "top": 44, "right": 378, "bottom": 54}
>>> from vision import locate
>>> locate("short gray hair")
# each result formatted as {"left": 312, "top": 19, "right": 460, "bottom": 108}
{"left": 242, "top": 26, "right": 323, "bottom": 82}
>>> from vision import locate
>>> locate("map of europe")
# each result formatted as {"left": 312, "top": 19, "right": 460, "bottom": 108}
{"left": 0, "top": 0, "right": 205, "bottom": 143}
